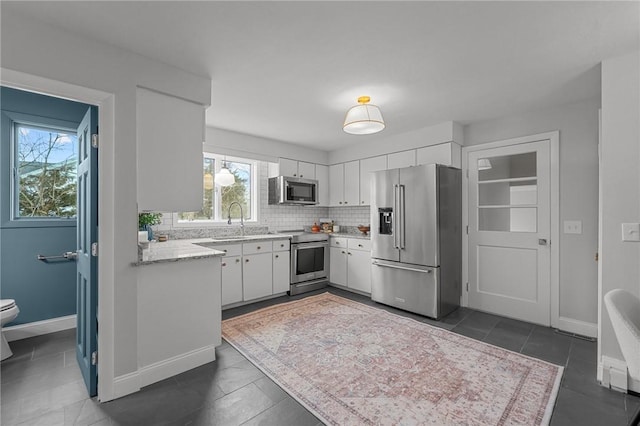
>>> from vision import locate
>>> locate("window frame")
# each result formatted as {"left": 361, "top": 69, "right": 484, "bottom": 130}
{"left": 172, "top": 153, "right": 259, "bottom": 227}
{"left": 8, "top": 112, "right": 79, "bottom": 226}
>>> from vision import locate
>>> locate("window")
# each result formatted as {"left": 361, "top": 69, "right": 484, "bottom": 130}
{"left": 13, "top": 123, "right": 78, "bottom": 218}
{"left": 175, "top": 154, "right": 258, "bottom": 225}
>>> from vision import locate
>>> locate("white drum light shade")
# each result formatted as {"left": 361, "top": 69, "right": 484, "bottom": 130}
{"left": 343, "top": 96, "right": 385, "bottom": 135}
{"left": 478, "top": 158, "right": 493, "bottom": 170}
{"left": 215, "top": 166, "right": 235, "bottom": 187}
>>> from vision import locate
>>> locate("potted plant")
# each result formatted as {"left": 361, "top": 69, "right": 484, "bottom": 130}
{"left": 138, "top": 212, "right": 162, "bottom": 241}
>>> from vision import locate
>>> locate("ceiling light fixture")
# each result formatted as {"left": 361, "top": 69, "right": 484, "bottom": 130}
{"left": 215, "top": 159, "right": 235, "bottom": 187}
{"left": 343, "top": 96, "right": 385, "bottom": 135}
{"left": 478, "top": 158, "right": 492, "bottom": 170}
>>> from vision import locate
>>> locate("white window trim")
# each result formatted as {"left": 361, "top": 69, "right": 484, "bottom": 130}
{"left": 171, "top": 153, "right": 259, "bottom": 227}
{"left": 11, "top": 118, "right": 79, "bottom": 222}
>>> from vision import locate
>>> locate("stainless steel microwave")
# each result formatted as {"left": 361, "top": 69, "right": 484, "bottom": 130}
{"left": 268, "top": 176, "right": 318, "bottom": 205}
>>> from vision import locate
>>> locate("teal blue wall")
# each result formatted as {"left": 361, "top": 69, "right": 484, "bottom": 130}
{"left": 1, "top": 86, "right": 92, "bottom": 325}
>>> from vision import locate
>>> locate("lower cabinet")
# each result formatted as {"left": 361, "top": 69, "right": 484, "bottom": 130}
{"left": 273, "top": 251, "right": 290, "bottom": 294}
{"left": 329, "top": 246, "right": 348, "bottom": 287}
{"left": 215, "top": 239, "right": 290, "bottom": 307}
{"left": 329, "top": 237, "right": 372, "bottom": 294}
{"left": 221, "top": 256, "right": 242, "bottom": 306}
{"left": 243, "top": 252, "right": 273, "bottom": 301}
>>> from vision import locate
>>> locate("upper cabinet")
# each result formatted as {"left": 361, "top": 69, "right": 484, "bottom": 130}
{"left": 315, "top": 164, "right": 330, "bottom": 207}
{"left": 387, "top": 150, "right": 416, "bottom": 169}
{"left": 359, "top": 155, "right": 387, "bottom": 206}
{"left": 279, "top": 158, "right": 315, "bottom": 179}
{"left": 137, "top": 87, "right": 205, "bottom": 212}
{"left": 416, "top": 142, "right": 461, "bottom": 168}
{"left": 329, "top": 161, "right": 359, "bottom": 206}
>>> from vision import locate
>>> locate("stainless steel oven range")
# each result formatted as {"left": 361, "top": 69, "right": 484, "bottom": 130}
{"left": 286, "top": 231, "right": 329, "bottom": 295}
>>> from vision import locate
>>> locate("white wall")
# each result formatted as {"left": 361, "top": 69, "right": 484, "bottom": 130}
{"left": 206, "top": 127, "right": 329, "bottom": 165}
{"left": 328, "top": 121, "right": 463, "bottom": 165}
{"left": 465, "top": 98, "right": 600, "bottom": 328}
{"left": 599, "top": 51, "right": 640, "bottom": 381}
{"left": 1, "top": 11, "right": 211, "bottom": 400}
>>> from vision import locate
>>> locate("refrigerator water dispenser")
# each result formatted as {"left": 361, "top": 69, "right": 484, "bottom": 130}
{"left": 378, "top": 208, "right": 393, "bottom": 235}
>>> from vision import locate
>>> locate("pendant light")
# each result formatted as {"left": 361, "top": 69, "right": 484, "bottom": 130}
{"left": 215, "top": 158, "right": 235, "bottom": 187}
{"left": 343, "top": 96, "right": 385, "bottom": 135}
{"left": 203, "top": 172, "right": 214, "bottom": 190}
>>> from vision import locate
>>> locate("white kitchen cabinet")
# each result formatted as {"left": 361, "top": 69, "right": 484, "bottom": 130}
{"left": 329, "top": 246, "right": 348, "bottom": 287}
{"left": 329, "top": 161, "right": 359, "bottom": 206}
{"left": 136, "top": 87, "right": 205, "bottom": 212}
{"left": 272, "top": 239, "right": 290, "bottom": 294}
{"left": 347, "top": 242, "right": 372, "bottom": 294}
{"left": 359, "top": 155, "right": 387, "bottom": 206}
{"left": 329, "top": 163, "right": 345, "bottom": 206}
{"left": 329, "top": 237, "right": 372, "bottom": 294}
{"left": 416, "top": 142, "right": 462, "bottom": 168}
{"left": 316, "top": 164, "right": 330, "bottom": 206}
{"left": 279, "top": 158, "right": 316, "bottom": 179}
{"left": 221, "top": 256, "right": 242, "bottom": 306}
{"left": 273, "top": 251, "right": 290, "bottom": 294}
{"left": 387, "top": 150, "right": 416, "bottom": 169}
{"left": 243, "top": 252, "right": 273, "bottom": 301}
{"left": 344, "top": 161, "right": 360, "bottom": 206}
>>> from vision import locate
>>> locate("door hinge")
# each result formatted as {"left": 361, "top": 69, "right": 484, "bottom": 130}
{"left": 466, "top": 169, "right": 469, "bottom": 178}
{"left": 91, "top": 351, "right": 98, "bottom": 365}
{"left": 595, "top": 252, "right": 599, "bottom": 262}
{"left": 91, "top": 134, "right": 99, "bottom": 149}
{"left": 91, "top": 242, "right": 99, "bottom": 257}
{"left": 466, "top": 225, "right": 469, "bottom": 235}
{"left": 466, "top": 282, "right": 469, "bottom": 292}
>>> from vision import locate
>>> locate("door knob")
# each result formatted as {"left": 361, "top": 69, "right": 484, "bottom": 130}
{"left": 538, "top": 239, "right": 548, "bottom": 246}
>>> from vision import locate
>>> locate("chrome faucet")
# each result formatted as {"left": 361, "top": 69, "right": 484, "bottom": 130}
{"left": 227, "top": 202, "right": 245, "bottom": 236}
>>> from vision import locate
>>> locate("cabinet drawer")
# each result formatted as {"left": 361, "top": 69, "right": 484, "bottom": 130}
{"left": 211, "top": 243, "right": 242, "bottom": 257}
{"left": 273, "top": 239, "right": 290, "bottom": 252}
{"left": 243, "top": 241, "right": 273, "bottom": 255}
{"left": 330, "top": 237, "right": 348, "bottom": 248}
{"left": 348, "top": 238, "right": 372, "bottom": 251}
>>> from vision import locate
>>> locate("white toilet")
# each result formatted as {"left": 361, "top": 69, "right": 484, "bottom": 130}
{"left": 1, "top": 299, "right": 20, "bottom": 361}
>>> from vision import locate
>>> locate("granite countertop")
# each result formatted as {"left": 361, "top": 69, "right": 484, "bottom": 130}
{"left": 135, "top": 234, "right": 293, "bottom": 266}
{"left": 329, "top": 232, "right": 371, "bottom": 240}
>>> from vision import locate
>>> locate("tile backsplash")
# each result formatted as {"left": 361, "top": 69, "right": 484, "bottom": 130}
{"left": 152, "top": 161, "right": 372, "bottom": 239}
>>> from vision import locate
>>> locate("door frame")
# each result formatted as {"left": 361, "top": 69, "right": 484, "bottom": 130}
{"left": 1, "top": 68, "right": 116, "bottom": 401}
{"left": 462, "top": 131, "right": 560, "bottom": 329}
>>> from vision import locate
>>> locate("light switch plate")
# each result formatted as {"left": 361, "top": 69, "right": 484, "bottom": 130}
{"left": 563, "top": 220, "right": 582, "bottom": 234}
{"left": 621, "top": 223, "right": 640, "bottom": 242}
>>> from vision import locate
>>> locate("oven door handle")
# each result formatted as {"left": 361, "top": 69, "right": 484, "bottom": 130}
{"left": 291, "top": 243, "right": 329, "bottom": 250}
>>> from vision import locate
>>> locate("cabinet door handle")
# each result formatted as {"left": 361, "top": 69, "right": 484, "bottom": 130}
{"left": 341, "top": 250, "right": 346, "bottom": 254}
{"left": 257, "top": 246, "right": 261, "bottom": 250}
{"left": 348, "top": 252, "right": 352, "bottom": 255}
{"left": 245, "top": 259, "right": 249, "bottom": 263}
{"left": 339, "top": 201, "right": 342, "bottom": 205}
{"left": 275, "top": 255, "right": 279, "bottom": 258}
{"left": 235, "top": 258, "right": 240, "bottom": 263}
{"left": 358, "top": 244, "right": 363, "bottom": 248}
{"left": 223, "top": 249, "right": 227, "bottom": 252}
{"left": 344, "top": 201, "right": 348, "bottom": 204}
{"left": 335, "top": 241, "right": 340, "bottom": 245}
{"left": 300, "top": 174, "right": 303, "bottom": 178}
{"left": 222, "top": 262, "right": 226, "bottom": 267}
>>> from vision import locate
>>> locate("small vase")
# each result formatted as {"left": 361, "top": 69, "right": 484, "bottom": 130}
{"left": 141, "top": 225, "right": 154, "bottom": 241}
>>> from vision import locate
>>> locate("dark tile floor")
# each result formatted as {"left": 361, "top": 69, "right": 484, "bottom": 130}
{"left": 2, "top": 287, "right": 639, "bottom": 425}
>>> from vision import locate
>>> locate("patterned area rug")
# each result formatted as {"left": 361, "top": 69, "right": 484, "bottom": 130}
{"left": 222, "top": 293, "right": 563, "bottom": 425}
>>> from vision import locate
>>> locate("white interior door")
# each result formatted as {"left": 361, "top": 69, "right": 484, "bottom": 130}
{"left": 468, "top": 140, "right": 551, "bottom": 325}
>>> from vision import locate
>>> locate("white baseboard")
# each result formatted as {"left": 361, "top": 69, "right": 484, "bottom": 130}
{"left": 557, "top": 316, "right": 597, "bottom": 338}
{"left": 112, "top": 371, "right": 141, "bottom": 400}
{"left": 138, "top": 345, "right": 216, "bottom": 389}
{"left": 4, "top": 315, "right": 76, "bottom": 342}
{"left": 599, "top": 356, "right": 629, "bottom": 392}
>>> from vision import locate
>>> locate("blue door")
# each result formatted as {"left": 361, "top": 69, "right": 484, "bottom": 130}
{"left": 76, "top": 107, "right": 98, "bottom": 397}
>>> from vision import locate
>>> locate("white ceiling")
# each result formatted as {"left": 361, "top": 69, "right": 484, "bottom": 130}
{"left": 3, "top": 1, "right": 638, "bottom": 151}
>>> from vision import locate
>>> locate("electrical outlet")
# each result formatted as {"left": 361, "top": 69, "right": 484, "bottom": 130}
{"left": 563, "top": 220, "right": 582, "bottom": 234}
{"left": 622, "top": 223, "right": 640, "bottom": 242}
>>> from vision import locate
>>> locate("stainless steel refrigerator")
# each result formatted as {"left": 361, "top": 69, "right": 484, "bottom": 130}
{"left": 370, "top": 163, "right": 461, "bottom": 319}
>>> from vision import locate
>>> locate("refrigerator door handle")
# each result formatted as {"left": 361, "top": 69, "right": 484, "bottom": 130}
{"left": 399, "top": 184, "right": 406, "bottom": 249}
{"left": 393, "top": 184, "right": 400, "bottom": 249}
{"left": 372, "top": 260, "right": 433, "bottom": 274}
